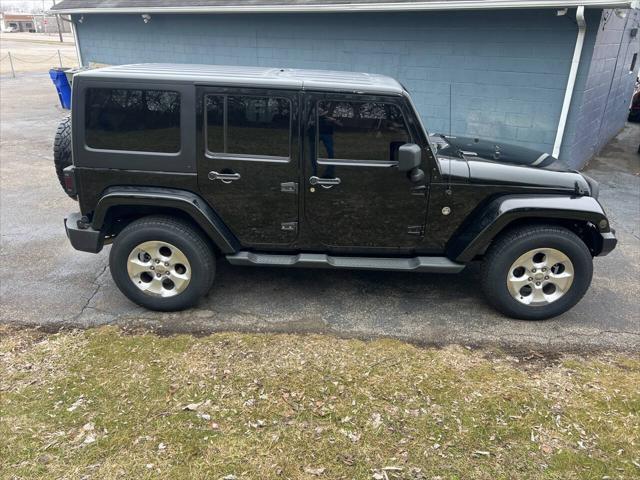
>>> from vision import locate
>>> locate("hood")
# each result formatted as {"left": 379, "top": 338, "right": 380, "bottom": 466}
{"left": 430, "top": 134, "right": 570, "bottom": 171}
{"left": 431, "top": 134, "right": 593, "bottom": 195}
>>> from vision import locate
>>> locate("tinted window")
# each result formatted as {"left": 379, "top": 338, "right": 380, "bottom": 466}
{"left": 85, "top": 88, "right": 180, "bottom": 153}
{"left": 317, "top": 101, "right": 409, "bottom": 161}
{"left": 206, "top": 94, "right": 291, "bottom": 158}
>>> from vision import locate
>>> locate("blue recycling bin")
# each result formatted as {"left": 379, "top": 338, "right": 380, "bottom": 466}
{"left": 49, "top": 68, "right": 72, "bottom": 109}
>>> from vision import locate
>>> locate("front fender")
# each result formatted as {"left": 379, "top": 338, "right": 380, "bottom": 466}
{"left": 92, "top": 186, "right": 240, "bottom": 254}
{"left": 447, "top": 195, "right": 611, "bottom": 262}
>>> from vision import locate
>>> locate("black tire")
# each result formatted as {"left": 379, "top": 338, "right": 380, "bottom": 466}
{"left": 109, "top": 215, "right": 216, "bottom": 311}
{"left": 481, "top": 225, "right": 593, "bottom": 320}
{"left": 54, "top": 114, "right": 75, "bottom": 199}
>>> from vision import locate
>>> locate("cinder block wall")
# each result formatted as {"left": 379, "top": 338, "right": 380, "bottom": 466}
{"left": 74, "top": 8, "right": 633, "bottom": 168}
{"left": 562, "top": 8, "right": 640, "bottom": 167}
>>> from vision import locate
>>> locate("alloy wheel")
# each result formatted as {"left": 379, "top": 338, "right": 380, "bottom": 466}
{"left": 506, "top": 248, "right": 574, "bottom": 306}
{"left": 126, "top": 241, "right": 191, "bottom": 297}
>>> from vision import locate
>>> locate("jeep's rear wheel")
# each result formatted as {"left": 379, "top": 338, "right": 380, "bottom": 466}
{"left": 109, "top": 216, "right": 215, "bottom": 311}
{"left": 481, "top": 225, "right": 593, "bottom": 320}
{"left": 126, "top": 240, "right": 193, "bottom": 298}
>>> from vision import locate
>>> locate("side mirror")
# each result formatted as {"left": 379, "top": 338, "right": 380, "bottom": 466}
{"left": 397, "top": 143, "right": 422, "bottom": 172}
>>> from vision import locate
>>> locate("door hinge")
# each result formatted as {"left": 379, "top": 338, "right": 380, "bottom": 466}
{"left": 281, "top": 221, "right": 298, "bottom": 232}
{"left": 411, "top": 185, "right": 427, "bottom": 196}
{"left": 281, "top": 182, "right": 298, "bottom": 194}
{"left": 407, "top": 225, "right": 424, "bottom": 236}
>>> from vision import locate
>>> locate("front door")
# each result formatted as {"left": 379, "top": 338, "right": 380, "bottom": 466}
{"left": 303, "top": 93, "right": 428, "bottom": 250}
{"left": 196, "top": 87, "right": 299, "bottom": 247}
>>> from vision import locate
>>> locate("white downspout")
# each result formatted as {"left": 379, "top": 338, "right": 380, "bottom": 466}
{"left": 55, "top": 14, "right": 83, "bottom": 67}
{"left": 552, "top": 5, "right": 586, "bottom": 158}
{"left": 70, "top": 16, "right": 83, "bottom": 67}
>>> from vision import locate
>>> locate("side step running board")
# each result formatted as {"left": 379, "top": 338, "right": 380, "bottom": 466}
{"left": 226, "top": 252, "right": 465, "bottom": 273}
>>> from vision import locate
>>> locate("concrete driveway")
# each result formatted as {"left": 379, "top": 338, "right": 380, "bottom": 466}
{"left": 1, "top": 73, "right": 639, "bottom": 351}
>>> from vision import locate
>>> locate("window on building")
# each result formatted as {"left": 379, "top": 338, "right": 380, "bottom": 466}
{"left": 316, "top": 101, "right": 410, "bottom": 161}
{"left": 206, "top": 94, "right": 291, "bottom": 158}
{"left": 85, "top": 88, "right": 181, "bottom": 153}
{"left": 631, "top": 53, "right": 638, "bottom": 73}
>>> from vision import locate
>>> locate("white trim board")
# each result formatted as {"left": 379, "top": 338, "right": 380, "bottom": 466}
{"left": 50, "top": 1, "right": 639, "bottom": 15}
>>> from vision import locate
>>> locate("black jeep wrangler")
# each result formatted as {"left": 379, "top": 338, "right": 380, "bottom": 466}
{"left": 56, "top": 64, "right": 617, "bottom": 320}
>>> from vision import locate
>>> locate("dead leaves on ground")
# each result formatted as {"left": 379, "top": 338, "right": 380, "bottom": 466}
{"left": 1, "top": 327, "right": 639, "bottom": 479}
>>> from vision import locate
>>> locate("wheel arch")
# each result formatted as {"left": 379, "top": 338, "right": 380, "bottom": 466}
{"left": 447, "top": 195, "right": 612, "bottom": 262}
{"left": 92, "top": 187, "right": 240, "bottom": 254}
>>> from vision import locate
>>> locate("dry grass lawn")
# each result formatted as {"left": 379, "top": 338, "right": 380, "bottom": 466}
{"left": 1, "top": 325, "right": 638, "bottom": 479}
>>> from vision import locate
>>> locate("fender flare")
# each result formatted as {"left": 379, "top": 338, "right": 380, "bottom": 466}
{"left": 446, "top": 195, "right": 610, "bottom": 262}
{"left": 92, "top": 186, "right": 240, "bottom": 254}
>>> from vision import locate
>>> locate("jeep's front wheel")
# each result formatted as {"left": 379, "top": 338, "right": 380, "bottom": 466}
{"left": 481, "top": 225, "right": 593, "bottom": 320}
{"left": 109, "top": 216, "right": 215, "bottom": 311}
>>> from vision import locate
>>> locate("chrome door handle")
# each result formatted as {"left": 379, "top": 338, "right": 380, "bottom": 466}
{"left": 309, "top": 176, "right": 341, "bottom": 186}
{"left": 208, "top": 171, "right": 241, "bottom": 184}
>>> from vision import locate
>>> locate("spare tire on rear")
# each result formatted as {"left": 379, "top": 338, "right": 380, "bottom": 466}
{"left": 54, "top": 114, "right": 75, "bottom": 199}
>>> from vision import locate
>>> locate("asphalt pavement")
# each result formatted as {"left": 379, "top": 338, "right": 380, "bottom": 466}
{"left": 1, "top": 73, "right": 638, "bottom": 351}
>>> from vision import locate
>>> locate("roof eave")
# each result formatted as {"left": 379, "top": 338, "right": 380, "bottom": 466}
{"left": 50, "top": 1, "right": 639, "bottom": 15}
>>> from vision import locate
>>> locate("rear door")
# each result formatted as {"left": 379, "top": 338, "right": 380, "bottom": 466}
{"left": 196, "top": 87, "right": 300, "bottom": 247}
{"left": 302, "top": 92, "right": 428, "bottom": 250}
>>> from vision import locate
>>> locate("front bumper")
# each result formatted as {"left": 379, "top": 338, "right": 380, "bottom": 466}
{"left": 64, "top": 212, "right": 104, "bottom": 253}
{"left": 598, "top": 230, "right": 617, "bottom": 256}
